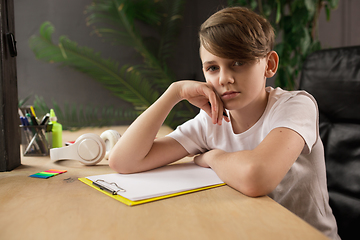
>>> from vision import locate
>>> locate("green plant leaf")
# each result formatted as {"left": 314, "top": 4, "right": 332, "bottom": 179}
{"left": 33, "top": 95, "right": 137, "bottom": 130}
{"left": 86, "top": 0, "right": 177, "bottom": 92}
{"left": 157, "top": 0, "right": 185, "bottom": 63}
{"left": 250, "top": 0, "right": 257, "bottom": 10}
{"left": 275, "top": 0, "right": 281, "bottom": 24}
{"left": 304, "top": 0, "right": 315, "bottom": 14}
{"left": 29, "top": 22, "right": 159, "bottom": 110}
{"left": 327, "top": 0, "right": 339, "bottom": 8}
{"left": 18, "top": 95, "right": 32, "bottom": 108}
{"left": 325, "top": 4, "right": 331, "bottom": 21}
{"left": 300, "top": 27, "right": 311, "bottom": 55}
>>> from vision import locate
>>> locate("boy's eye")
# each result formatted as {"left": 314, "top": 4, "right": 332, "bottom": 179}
{"left": 206, "top": 66, "right": 219, "bottom": 72}
{"left": 234, "top": 61, "right": 244, "bottom": 66}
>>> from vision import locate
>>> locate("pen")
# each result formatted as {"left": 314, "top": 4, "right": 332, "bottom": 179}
{"left": 30, "top": 114, "right": 39, "bottom": 126}
{"left": 30, "top": 106, "right": 36, "bottom": 117}
{"left": 18, "top": 108, "right": 25, "bottom": 119}
{"left": 25, "top": 113, "right": 34, "bottom": 126}
{"left": 26, "top": 112, "right": 47, "bottom": 153}
{"left": 21, "top": 116, "right": 41, "bottom": 154}
{"left": 30, "top": 106, "right": 40, "bottom": 124}
{"left": 40, "top": 113, "right": 50, "bottom": 125}
{"left": 20, "top": 117, "right": 32, "bottom": 147}
{"left": 24, "top": 132, "right": 39, "bottom": 155}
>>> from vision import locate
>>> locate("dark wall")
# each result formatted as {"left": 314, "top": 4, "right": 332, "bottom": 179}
{"left": 15, "top": 0, "right": 133, "bottom": 110}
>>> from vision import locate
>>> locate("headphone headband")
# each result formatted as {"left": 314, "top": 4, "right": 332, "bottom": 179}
{"left": 50, "top": 130, "right": 121, "bottom": 165}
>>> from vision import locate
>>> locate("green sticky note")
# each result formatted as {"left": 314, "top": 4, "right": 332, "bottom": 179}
{"left": 39, "top": 172, "right": 58, "bottom": 176}
{"left": 29, "top": 172, "right": 58, "bottom": 179}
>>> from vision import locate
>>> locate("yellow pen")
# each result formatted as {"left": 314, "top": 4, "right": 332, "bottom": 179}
{"left": 30, "top": 106, "right": 37, "bottom": 117}
{"left": 30, "top": 106, "right": 39, "bottom": 125}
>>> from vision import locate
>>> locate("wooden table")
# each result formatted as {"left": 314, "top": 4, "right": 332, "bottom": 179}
{"left": 0, "top": 126, "right": 329, "bottom": 240}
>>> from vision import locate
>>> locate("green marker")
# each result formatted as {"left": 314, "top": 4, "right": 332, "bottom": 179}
{"left": 50, "top": 109, "right": 63, "bottom": 148}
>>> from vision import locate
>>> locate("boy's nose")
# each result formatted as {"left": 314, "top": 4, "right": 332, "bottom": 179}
{"left": 219, "top": 70, "right": 235, "bottom": 86}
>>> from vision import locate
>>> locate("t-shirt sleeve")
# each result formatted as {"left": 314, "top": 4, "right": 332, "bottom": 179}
{"left": 268, "top": 92, "right": 319, "bottom": 154}
{"left": 166, "top": 110, "right": 209, "bottom": 155}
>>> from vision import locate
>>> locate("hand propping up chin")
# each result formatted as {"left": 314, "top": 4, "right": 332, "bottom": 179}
{"left": 173, "top": 80, "right": 230, "bottom": 125}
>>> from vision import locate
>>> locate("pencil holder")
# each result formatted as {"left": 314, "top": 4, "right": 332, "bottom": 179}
{"left": 20, "top": 125, "right": 52, "bottom": 156}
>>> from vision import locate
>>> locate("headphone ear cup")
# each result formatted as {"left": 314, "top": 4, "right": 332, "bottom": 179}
{"left": 100, "top": 130, "right": 121, "bottom": 160}
{"left": 75, "top": 133, "right": 106, "bottom": 165}
{"left": 50, "top": 133, "right": 107, "bottom": 166}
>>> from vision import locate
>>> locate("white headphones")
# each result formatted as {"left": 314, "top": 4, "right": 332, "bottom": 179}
{"left": 50, "top": 130, "right": 121, "bottom": 165}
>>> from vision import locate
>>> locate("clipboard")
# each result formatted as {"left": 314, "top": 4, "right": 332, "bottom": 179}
{"left": 78, "top": 162, "right": 225, "bottom": 206}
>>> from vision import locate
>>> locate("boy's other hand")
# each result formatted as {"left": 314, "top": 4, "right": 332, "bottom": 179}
{"left": 194, "top": 149, "right": 225, "bottom": 168}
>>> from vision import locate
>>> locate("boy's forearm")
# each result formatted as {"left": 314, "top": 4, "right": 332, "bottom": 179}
{"left": 198, "top": 149, "right": 271, "bottom": 197}
{"left": 200, "top": 128, "right": 304, "bottom": 198}
{"left": 108, "top": 83, "right": 182, "bottom": 172}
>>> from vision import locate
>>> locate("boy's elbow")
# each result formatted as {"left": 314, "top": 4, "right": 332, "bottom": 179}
{"left": 239, "top": 185, "right": 269, "bottom": 198}
{"left": 108, "top": 155, "right": 122, "bottom": 173}
{"left": 232, "top": 181, "right": 269, "bottom": 198}
{"left": 108, "top": 154, "right": 133, "bottom": 174}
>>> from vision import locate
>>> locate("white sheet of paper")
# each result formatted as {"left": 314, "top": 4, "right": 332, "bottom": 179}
{"left": 86, "top": 162, "right": 224, "bottom": 201}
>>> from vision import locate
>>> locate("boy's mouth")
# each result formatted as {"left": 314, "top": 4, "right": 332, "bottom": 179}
{"left": 221, "top": 91, "right": 240, "bottom": 100}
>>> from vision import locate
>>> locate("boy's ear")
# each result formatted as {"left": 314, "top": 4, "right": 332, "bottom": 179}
{"left": 265, "top": 51, "right": 279, "bottom": 78}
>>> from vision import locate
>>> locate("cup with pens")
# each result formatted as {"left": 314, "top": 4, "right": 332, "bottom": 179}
{"left": 19, "top": 106, "right": 52, "bottom": 156}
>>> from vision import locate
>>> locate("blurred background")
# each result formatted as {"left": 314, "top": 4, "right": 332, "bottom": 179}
{"left": 15, "top": 0, "right": 360, "bottom": 129}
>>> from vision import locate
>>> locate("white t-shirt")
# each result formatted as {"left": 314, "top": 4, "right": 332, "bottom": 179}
{"left": 167, "top": 87, "right": 340, "bottom": 240}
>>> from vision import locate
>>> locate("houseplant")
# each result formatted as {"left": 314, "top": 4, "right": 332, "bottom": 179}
{"left": 29, "top": 0, "right": 194, "bottom": 129}
{"left": 228, "top": 0, "right": 339, "bottom": 89}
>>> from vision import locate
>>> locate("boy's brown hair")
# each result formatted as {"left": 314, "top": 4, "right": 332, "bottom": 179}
{"left": 199, "top": 7, "right": 275, "bottom": 62}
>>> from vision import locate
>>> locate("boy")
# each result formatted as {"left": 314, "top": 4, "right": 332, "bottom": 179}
{"left": 109, "top": 7, "right": 340, "bottom": 240}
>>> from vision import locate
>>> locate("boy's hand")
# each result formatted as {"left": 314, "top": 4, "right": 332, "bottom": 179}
{"left": 194, "top": 149, "right": 225, "bottom": 168}
{"left": 174, "top": 81, "right": 230, "bottom": 125}
{"left": 193, "top": 153, "right": 210, "bottom": 168}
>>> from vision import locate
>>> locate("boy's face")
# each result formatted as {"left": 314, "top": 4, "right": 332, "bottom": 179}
{"left": 200, "top": 46, "right": 271, "bottom": 111}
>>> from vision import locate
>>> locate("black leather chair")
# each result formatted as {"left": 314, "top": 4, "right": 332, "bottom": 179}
{"left": 299, "top": 46, "right": 360, "bottom": 240}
